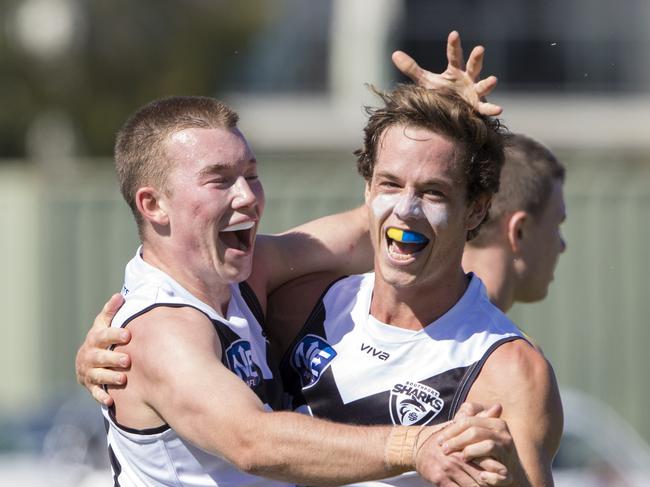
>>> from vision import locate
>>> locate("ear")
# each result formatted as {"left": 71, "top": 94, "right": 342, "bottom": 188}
{"left": 506, "top": 210, "right": 528, "bottom": 253}
{"left": 466, "top": 193, "right": 492, "bottom": 232}
{"left": 135, "top": 187, "right": 170, "bottom": 226}
{"left": 364, "top": 181, "right": 372, "bottom": 205}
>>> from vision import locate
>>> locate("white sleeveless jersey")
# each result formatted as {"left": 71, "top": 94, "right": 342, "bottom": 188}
{"left": 102, "top": 248, "right": 289, "bottom": 487}
{"left": 281, "top": 272, "right": 525, "bottom": 487}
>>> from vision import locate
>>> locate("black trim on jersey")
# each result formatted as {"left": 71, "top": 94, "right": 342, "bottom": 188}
{"left": 108, "top": 444, "right": 122, "bottom": 487}
{"left": 239, "top": 281, "right": 265, "bottom": 327}
{"left": 112, "top": 302, "right": 214, "bottom": 333}
{"left": 237, "top": 282, "right": 289, "bottom": 409}
{"left": 448, "top": 335, "right": 524, "bottom": 419}
{"left": 279, "top": 276, "right": 348, "bottom": 409}
{"left": 209, "top": 307, "right": 284, "bottom": 410}
{"left": 109, "top": 416, "right": 171, "bottom": 435}
{"left": 105, "top": 299, "right": 283, "bottom": 435}
{"left": 279, "top": 275, "right": 348, "bottom": 366}
{"left": 105, "top": 302, "right": 218, "bottom": 436}
{"left": 297, "top": 363, "right": 470, "bottom": 426}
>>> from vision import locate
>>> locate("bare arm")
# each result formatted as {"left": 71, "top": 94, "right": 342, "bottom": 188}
{"left": 457, "top": 340, "right": 563, "bottom": 486}
{"left": 118, "top": 307, "right": 390, "bottom": 485}
{"left": 252, "top": 206, "right": 372, "bottom": 298}
{"left": 117, "top": 306, "right": 510, "bottom": 486}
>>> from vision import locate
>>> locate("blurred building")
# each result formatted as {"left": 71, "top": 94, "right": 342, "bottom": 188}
{"left": 1, "top": 0, "right": 650, "bottom": 461}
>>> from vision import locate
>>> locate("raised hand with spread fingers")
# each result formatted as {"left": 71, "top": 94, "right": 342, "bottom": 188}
{"left": 392, "top": 30, "right": 503, "bottom": 116}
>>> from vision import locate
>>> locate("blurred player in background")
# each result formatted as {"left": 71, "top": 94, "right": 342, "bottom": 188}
{"left": 462, "top": 133, "right": 566, "bottom": 313}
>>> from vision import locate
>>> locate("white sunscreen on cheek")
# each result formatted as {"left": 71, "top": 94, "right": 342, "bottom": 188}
{"left": 371, "top": 192, "right": 448, "bottom": 228}
{"left": 371, "top": 193, "right": 399, "bottom": 220}
{"left": 421, "top": 200, "right": 448, "bottom": 227}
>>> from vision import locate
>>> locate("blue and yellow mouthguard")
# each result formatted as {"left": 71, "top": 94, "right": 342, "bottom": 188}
{"left": 386, "top": 227, "right": 428, "bottom": 244}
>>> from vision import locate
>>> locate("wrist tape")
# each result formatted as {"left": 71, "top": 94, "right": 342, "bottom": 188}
{"left": 384, "top": 426, "right": 437, "bottom": 472}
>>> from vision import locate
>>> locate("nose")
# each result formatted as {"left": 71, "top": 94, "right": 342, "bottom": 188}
{"left": 393, "top": 191, "right": 423, "bottom": 220}
{"left": 232, "top": 176, "right": 257, "bottom": 209}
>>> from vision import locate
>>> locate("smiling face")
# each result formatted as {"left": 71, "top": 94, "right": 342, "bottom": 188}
{"left": 365, "top": 124, "right": 489, "bottom": 290}
{"left": 162, "top": 126, "right": 264, "bottom": 286}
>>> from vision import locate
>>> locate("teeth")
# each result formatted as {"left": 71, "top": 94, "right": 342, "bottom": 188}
{"left": 222, "top": 221, "right": 255, "bottom": 232}
{"left": 388, "top": 244, "right": 413, "bottom": 261}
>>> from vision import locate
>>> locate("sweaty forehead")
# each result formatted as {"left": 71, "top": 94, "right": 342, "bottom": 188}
{"left": 166, "top": 127, "right": 254, "bottom": 166}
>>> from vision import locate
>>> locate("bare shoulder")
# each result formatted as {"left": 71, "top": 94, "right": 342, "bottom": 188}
{"left": 119, "top": 305, "right": 224, "bottom": 395}
{"left": 122, "top": 305, "right": 221, "bottom": 365}
{"left": 128, "top": 304, "right": 214, "bottom": 333}
{"left": 468, "top": 338, "right": 564, "bottom": 454}
{"left": 110, "top": 305, "right": 222, "bottom": 428}
{"left": 481, "top": 339, "right": 553, "bottom": 389}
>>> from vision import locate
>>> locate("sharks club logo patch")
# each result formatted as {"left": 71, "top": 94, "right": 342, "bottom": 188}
{"left": 291, "top": 334, "right": 337, "bottom": 388}
{"left": 389, "top": 381, "right": 444, "bottom": 426}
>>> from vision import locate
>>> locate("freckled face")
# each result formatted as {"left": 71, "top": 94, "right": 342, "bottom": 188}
{"left": 163, "top": 127, "right": 264, "bottom": 285}
{"left": 365, "top": 125, "right": 483, "bottom": 289}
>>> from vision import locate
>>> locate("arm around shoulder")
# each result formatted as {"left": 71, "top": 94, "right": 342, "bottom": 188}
{"left": 253, "top": 205, "right": 372, "bottom": 296}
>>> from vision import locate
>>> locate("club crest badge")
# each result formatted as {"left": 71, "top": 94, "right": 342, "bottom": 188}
{"left": 389, "top": 381, "right": 444, "bottom": 426}
{"left": 291, "top": 334, "right": 337, "bottom": 388}
{"left": 226, "top": 340, "right": 262, "bottom": 388}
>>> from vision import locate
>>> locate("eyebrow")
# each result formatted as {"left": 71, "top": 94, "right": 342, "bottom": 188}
{"left": 198, "top": 163, "right": 230, "bottom": 178}
{"left": 375, "top": 170, "right": 452, "bottom": 188}
{"left": 374, "top": 171, "right": 402, "bottom": 182}
{"left": 197, "top": 159, "right": 257, "bottom": 179}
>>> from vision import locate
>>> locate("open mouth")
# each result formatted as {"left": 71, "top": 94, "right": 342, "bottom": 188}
{"left": 219, "top": 221, "right": 255, "bottom": 252}
{"left": 386, "top": 227, "right": 429, "bottom": 260}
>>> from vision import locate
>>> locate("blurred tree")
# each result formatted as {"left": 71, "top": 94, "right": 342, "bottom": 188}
{"left": 0, "top": 0, "right": 267, "bottom": 159}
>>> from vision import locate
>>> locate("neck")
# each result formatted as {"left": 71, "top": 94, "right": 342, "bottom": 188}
{"left": 140, "top": 241, "right": 232, "bottom": 317}
{"left": 462, "top": 243, "right": 514, "bottom": 312}
{"left": 370, "top": 267, "right": 469, "bottom": 330}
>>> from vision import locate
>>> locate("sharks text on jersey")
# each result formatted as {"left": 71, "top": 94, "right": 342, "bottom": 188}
{"left": 389, "top": 381, "right": 444, "bottom": 426}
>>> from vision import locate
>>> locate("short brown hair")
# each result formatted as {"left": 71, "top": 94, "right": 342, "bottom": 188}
{"left": 355, "top": 84, "right": 506, "bottom": 240}
{"left": 469, "top": 133, "right": 565, "bottom": 246}
{"left": 115, "top": 96, "right": 239, "bottom": 234}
